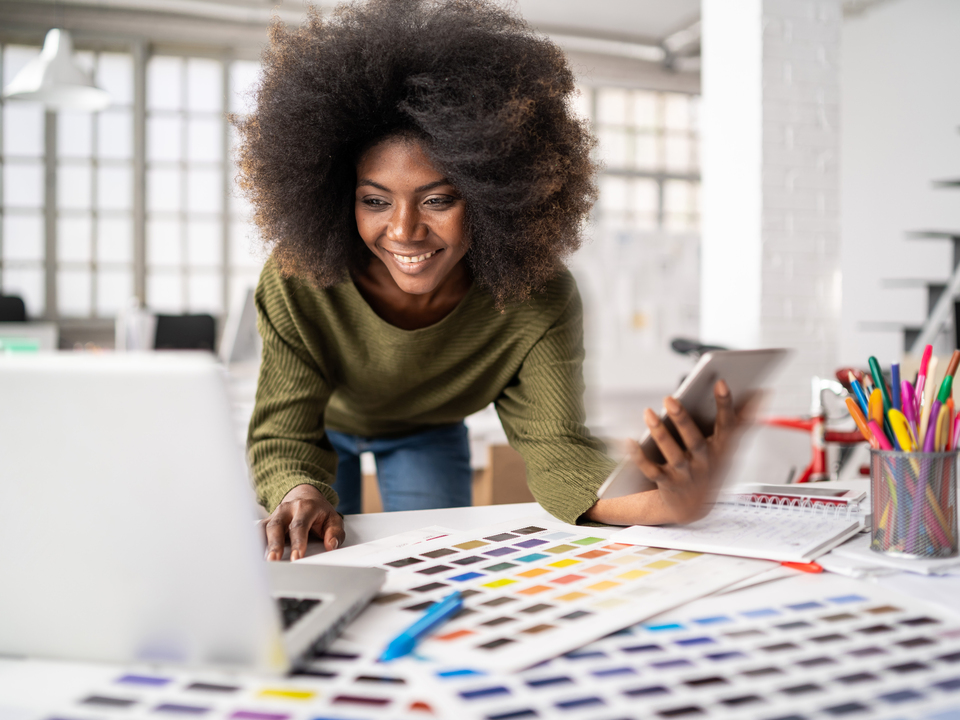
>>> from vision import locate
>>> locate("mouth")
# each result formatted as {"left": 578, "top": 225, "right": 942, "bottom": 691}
{"left": 390, "top": 249, "right": 441, "bottom": 264}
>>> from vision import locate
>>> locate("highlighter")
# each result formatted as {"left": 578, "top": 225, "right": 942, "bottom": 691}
{"left": 887, "top": 409, "right": 917, "bottom": 453}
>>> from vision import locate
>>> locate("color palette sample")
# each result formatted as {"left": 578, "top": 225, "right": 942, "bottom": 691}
{"left": 426, "top": 575, "right": 960, "bottom": 720}
{"left": 3, "top": 651, "right": 449, "bottom": 720}
{"left": 312, "top": 518, "right": 772, "bottom": 672}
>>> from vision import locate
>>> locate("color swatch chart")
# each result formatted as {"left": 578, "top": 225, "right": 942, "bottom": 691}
{"left": 312, "top": 518, "right": 772, "bottom": 672}
{"left": 408, "top": 574, "right": 960, "bottom": 720}
{"left": 0, "top": 654, "right": 446, "bottom": 720}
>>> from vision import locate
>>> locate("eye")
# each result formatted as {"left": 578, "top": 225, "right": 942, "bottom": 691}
{"left": 424, "top": 195, "right": 457, "bottom": 207}
{"left": 361, "top": 197, "right": 389, "bottom": 207}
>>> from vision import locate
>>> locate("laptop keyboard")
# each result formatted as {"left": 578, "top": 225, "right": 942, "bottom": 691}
{"left": 277, "top": 597, "right": 322, "bottom": 630}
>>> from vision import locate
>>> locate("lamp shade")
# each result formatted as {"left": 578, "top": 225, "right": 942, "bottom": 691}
{"left": 2, "top": 29, "right": 111, "bottom": 111}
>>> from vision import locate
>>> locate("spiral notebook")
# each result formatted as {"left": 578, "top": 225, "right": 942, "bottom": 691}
{"left": 609, "top": 493, "right": 864, "bottom": 563}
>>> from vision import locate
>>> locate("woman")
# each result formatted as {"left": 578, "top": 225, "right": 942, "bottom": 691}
{"left": 235, "top": 0, "right": 740, "bottom": 561}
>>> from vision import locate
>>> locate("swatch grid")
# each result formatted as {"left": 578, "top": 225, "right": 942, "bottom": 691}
{"left": 319, "top": 519, "right": 772, "bottom": 671}
{"left": 12, "top": 655, "right": 445, "bottom": 720}
{"left": 414, "top": 576, "right": 960, "bottom": 720}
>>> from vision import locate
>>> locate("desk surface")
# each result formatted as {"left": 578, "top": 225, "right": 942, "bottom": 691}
{"left": 3, "top": 489, "right": 960, "bottom": 720}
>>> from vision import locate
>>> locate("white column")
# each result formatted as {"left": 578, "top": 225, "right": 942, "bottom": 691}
{"left": 701, "top": 0, "right": 842, "bottom": 412}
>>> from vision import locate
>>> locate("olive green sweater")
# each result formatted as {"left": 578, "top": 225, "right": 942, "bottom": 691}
{"left": 247, "top": 259, "right": 616, "bottom": 524}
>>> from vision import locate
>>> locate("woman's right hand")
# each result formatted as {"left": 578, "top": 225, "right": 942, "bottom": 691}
{"left": 262, "top": 483, "right": 345, "bottom": 561}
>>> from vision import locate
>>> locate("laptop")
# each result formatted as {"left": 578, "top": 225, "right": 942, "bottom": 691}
{"left": 0, "top": 351, "right": 384, "bottom": 674}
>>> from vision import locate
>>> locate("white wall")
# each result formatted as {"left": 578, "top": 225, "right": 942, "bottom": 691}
{"left": 841, "top": 0, "right": 960, "bottom": 366}
{"left": 701, "top": 0, "right": 843, "bottom": 414}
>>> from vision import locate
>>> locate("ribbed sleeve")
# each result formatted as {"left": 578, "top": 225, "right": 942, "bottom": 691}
{"left": 248, "top": 265, "right": 340, "bottom": 511}
{"left": 495, "top": 288, "right": 616, "bottom": 524}
{"left": 247, "top": 258, "right": 615, "bottom": 521}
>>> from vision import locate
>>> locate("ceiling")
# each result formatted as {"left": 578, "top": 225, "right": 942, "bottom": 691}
{"left": 0, "top": 0, "right": 894, "bottom": 86}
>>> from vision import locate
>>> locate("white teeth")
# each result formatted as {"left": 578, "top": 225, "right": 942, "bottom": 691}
{"left": 392, "top": 250, "right": 437, "bottom": 264}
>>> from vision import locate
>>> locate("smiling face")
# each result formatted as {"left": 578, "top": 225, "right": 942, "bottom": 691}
{"left": 354, "top": 136, "right": 469, "bottom": 298}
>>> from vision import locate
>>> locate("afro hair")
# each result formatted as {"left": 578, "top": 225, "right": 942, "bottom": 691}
{"left": 233, "top": 0, "right": 598, "bottom": 306}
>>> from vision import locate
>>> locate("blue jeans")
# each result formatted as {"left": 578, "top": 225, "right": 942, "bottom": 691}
{"left": 326, "top": 422, "right": 473, "bottom": 514}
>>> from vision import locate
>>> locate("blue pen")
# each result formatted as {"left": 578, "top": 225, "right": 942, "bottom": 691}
{"left": 848, "top": 371, "right": 870, "bottom": 416}
{"left": 891, "top": 363, "right": 901, "bottom": 412}
{"left": 380, "top": 591, "right": 463, "bottom": 662}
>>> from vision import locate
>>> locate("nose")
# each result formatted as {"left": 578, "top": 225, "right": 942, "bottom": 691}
{"left": 385, "top": 203, "right": 426, "bottom": 244}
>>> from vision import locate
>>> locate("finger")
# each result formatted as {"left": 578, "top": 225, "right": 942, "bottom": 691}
{"left": 736, "top": 390, "right": 765, "bottom": 425}
{"left": 663, "top": 396, "right": 707, "bottom": 456}
{"left": 645, "top": 406, "right": 687, "bottom": 468}
{"left": 712, "top": 380, "right": 736, "bottom": 442}
{"left": 287, "top": 502, "right": 315, "bottom": 562}
{"left": 321, "top": 512, "right": 346, "bottom": 552}
{"left": 264, "top": 507, "right": 292, "bottom": 562}
{"left": 629, "top": 438, "right": 663, "bottom": 480}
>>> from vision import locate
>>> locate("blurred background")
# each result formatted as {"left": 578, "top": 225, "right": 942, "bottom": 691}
{"left": 1, "top": 0, "right": 959, "bottom": 493}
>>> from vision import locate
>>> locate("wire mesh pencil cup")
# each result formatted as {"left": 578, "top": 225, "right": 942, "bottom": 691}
{"left": 870, "top": 449, "right": 958, "bottom": 558}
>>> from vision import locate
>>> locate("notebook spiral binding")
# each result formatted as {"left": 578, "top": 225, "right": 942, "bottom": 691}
{"left": 722, "top": 494, "right": 863, "bottom": 519}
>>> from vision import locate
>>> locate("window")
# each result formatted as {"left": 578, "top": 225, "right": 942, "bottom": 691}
{"left": 57, "top": 51, "right": 135, "bottom": 318}
{"left": 0, "top": 42, "right": 265, "bottom": 328}
{"left": 576, "top": 86, "right": 700, "bottom": 233}
{"left": 1, "top": 36, "right": 698, "bottom": 349}
{"left": 1, "top": 45, "right": 46, "bottom": 316}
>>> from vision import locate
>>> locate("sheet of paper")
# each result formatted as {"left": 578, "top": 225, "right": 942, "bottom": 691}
{"left": 423, "top": 574, "right": 960, "bottom": 720}
{"left": 298, "top": 525, "right": 457, "bottom": 566}
{"left": 308, "top": 516, "right": 773, "bottom": 672}
{"left": 0, "top": 654, "right": 451, "bottom": 720}
{"left": 610, "top": 503, "right": 862, "bottom": 562}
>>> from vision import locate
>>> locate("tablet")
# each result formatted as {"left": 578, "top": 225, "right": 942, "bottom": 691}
{"left": 597, "top": 348, "right": 789, "bottom": 499}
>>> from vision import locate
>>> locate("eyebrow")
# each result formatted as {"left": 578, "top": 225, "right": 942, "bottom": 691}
{"left": 356, "top": 178, "right": 454, "bottom": 193}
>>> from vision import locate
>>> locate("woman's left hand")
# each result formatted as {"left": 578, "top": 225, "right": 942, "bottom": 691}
{"left": 585, "top": 379, "right": 749, "bottom": 526}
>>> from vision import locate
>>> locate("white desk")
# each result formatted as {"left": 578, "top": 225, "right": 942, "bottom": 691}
{"left": 3, "top": 501, "right": 959, "bottom": 720}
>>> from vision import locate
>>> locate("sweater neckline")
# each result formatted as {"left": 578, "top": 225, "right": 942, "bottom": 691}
{"left": 345, "top": 277, "right": 480, "bottom": 339}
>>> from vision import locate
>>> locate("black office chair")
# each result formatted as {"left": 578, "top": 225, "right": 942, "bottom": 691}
{"left": 0, "top": 295, "right": 27, "bottom": 322}
{"left": 154, "top": 314, "right": 217, "bottom": 351}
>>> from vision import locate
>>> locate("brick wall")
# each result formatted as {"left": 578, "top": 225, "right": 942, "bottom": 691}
{"left": 702, "top": 0, "right": 842, "bottom": 413}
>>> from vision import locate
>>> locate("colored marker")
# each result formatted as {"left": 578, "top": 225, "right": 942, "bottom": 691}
{"left": 938, "top": 374, "right": 954, "bottom": 405}
{"left": 867, "top": 420, "right": 893, "bottom": 450}
{"left": 891, "top": 363, "right": 901, "bottom": 412}
{"left": 923, "top": 400, "right": 942, "bottom": 452}
{"left": 888, "top": 409, "right": 918, "bottom": 453}
{"left": 848, "top": 371, "right": 870, "bottom": 416}
{"left": 916, "top": 343, "right": 933, "bottom": 410}
{"left": 379, "top": 591, "right": 463, "bottom": 662}
{"left": 919, "top": 356, "right": 939, "bottom": 442}
{"left": 868, "top": 389, "right": 884, "bottom": 427}
{"left": 846, "top": 397, "right": 878, "bottom": 449}
{"left": 868, "top": 356, "right": 892, "bottom": 415}
{"left": 935, "top": 404, "right": 950, "bottom": 452}
{"left": 781, "top": 561, "right": 823, "bottom": 573}
{"left": 901, "top": 381, "right": 918, "bottom": 435}
{"left": 946, "top": 349, "right": 960, "bottom": 382}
